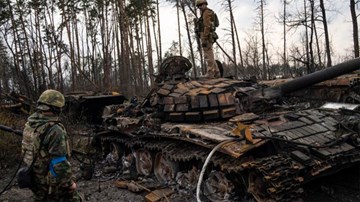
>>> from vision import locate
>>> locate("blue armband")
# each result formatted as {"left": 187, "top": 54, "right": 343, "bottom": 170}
{"left": 49, "top": 156, "right": 67, "bottom": 177}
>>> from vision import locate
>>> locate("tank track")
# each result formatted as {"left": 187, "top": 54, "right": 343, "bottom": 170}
{"left": 244, "top": 155, "right": 304, "bottom": 202}
{"left": 101, "top": 134, "right": 239, "bottom": 170}
{"left": 100, "top": 133, "right": 306, "bottom": 201}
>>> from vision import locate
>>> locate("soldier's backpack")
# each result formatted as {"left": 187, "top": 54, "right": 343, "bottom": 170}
{"left": 17, "top": 123, "right": 57, "bottom": 189}
{"left": 213, "top": 13, "right": 219, "bottom": 28}
{"left": 212, "top": 12, "right": 219, "bottom": 41}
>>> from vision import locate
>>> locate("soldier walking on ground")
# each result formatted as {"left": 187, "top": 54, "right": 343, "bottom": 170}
{"left": 22, "top": 89, "right": 81, "bottom": 201}
{"left": 195, "top": 0, "right": 220, "bottom": 78}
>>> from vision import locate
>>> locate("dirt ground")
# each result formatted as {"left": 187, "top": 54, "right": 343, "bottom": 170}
{"left": 0, "top": 132, "right": 359, "bottom": 202}
{"left": 0, "top": 154, "right": 359, "bottom": 202}
{"left": 0, "top": 151, "right": 197, "bottom": 202}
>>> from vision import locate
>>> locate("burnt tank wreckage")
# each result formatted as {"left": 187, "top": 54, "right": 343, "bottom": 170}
{"left": 95, "top": 56, "right": 360, "bottom": 201}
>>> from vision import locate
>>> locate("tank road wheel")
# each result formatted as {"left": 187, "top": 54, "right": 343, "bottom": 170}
{"left": 135, "top": 149, "right": 153, "bottom": 176}
{"left": 176, "top": 165, "right": 200, "bottom": 190}
{"left": 122, "top": 152, "right": 134, "bottom": 169}
{"left": 154, "top": 152, "right": 179, "bottom": 183}
{"left": 104, "top": 143, "right": 122, "bottom": 164}
{"left": 203, "top": 171, "right": 234, "bottom": 202}
{"left": 110, "top": 143, "right": 122, "bottom": 162}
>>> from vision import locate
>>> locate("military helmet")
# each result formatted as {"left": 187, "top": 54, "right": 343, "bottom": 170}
{"left": 196, "top": 0, "right": 207, "bottom": 6}
{"left": 37, "top": 89, "right": 65, "bottom": 109}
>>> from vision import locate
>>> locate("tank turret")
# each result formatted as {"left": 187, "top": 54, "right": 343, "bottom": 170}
{"left": 149, "top": 56, "right": 360, "bottom": 122}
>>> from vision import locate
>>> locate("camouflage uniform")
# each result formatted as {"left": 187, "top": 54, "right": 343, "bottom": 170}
{"left": 22, "top": 111, "right": 81, "bottom": 201}
{"left": 197, "top": 4, "right": 220, "bottom": 78}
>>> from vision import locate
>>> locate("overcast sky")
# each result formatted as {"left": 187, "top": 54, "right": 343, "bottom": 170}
{"left": 158, "top": 0, "right": 354, "bottom": 64}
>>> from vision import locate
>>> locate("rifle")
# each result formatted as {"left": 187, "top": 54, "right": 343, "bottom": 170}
{"left": 0, "top": 124, "right": 23, "bottom": 136}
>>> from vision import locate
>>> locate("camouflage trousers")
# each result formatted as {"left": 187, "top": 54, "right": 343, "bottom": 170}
{"left": 202, "top": 42, "right": 219, "bottom": 78}
{"left": 30, "top": 178, "right": 81, "bottom": 202}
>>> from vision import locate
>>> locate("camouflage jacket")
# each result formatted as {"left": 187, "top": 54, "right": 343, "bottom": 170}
{"left": 198, "top": 8, "right": 217, "bottom": 42}
{"left": 22, "top": 112, "right": 73, "bottom": 188}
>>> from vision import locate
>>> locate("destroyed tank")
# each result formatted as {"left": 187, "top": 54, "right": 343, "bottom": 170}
{"left": 95, "top": 56, "right": 360, "bottom": 201}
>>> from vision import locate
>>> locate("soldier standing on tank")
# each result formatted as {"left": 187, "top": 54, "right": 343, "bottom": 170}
{"left": 195, "top": 0, "right": 220, "bottom": 78}
{"left": 21, "top": 89, "right": 81, "bottom": 201}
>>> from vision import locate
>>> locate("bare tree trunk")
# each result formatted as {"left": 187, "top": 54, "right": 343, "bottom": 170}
{"left": 133, "top": 23, "right": 145, "bottom": 94}
{"left": 73, "top": 12, "right": 83, "bottom": 88}
{"left": 59, "top": 1, "right": 77, "bottom": 91}
{"left": 232, "top": 20, "right": 244, "bottom": 69}
{"left": 283, "top": 0, "right": 289, "bottom": 77}
{"left": 145, "top": 10, "right": 154, "bottom": 86}
{"left": 140, "top": 16, "right": 148, "bottom": 88}
{"left": 176, "top": 0, "right": 182, "bottom": 56}
{"left": 100, "top": 3, "right": 110, "bottom": 90}
{"left": 46, "top": 0, "right": 64, "bottom": 91}
{"left": 309, "top": 0, "right": 315, "bottom": 73}
{"left": 314, "top": 23, "right": 323, "bottom": 68}
{"left": 34, "top": 9, "right": 46, "bottom": 91}
{"left": 260, "top": 0, "right": 267, "bottom": 80}
{"left": 304, "top": 0, "right": 310, "bottom": 73}
{"left": 15, "top": 0, "right": 38, "bottom": 93}
{"left": 117, "top": 0, "right": 131, "bottom": 96}
{"left": 156, "top": 0, "right": 162, "bottom": 63}
{"left": 227, "top": 0, "right": 237, "bottom": 78}
{"left": 42, "top": 7, "right": 56, "bottom": 89}
{"left": 180, "top": 2, "right": 197, "bottom": 77}
{"left": 350, "top": 0, "right": 359, "bottom": 58}
{"left": 319, "top": 0, "right": 331, "bottom": 67}
{"left": 151, "top": 14, "right": 160, "bottom": 68}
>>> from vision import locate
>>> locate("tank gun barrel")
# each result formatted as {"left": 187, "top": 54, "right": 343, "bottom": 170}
{"left": 251, "top": 57, "right": 360, "bottom": 99}
{"left": 0, "top": 124, "right": 23, "bottom": 136}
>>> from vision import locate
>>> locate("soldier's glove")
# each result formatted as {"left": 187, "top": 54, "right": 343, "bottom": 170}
{"left": 202, "top": 41, "right": 209, "bottom": 48}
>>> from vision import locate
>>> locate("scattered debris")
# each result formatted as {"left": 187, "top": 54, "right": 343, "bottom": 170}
{"left": 145, "top": 188, "right": 174, "bottom": 202}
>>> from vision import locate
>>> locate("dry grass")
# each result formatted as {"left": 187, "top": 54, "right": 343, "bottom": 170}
{"left": 0, "top": 110, "right": 27, "bottom": 168}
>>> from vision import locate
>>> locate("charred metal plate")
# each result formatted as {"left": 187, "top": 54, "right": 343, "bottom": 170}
{"left": 162, "top": 83, "right": 174, "bottom": 90}
{"left": 198, "top": 95, "right": 208, "bottom": 108}
{"left": 217, "top": 94, "right": 227, "bottom": 106}
{"left": 321, "top": 102, "right": 359, "bottom": 110}
{"left": 190, "top": 96, "right": 200, "bottom": 109}
{"left": 174, "top": 96, "right": 187, "bottom": 104}
{"left": 163, "top": 96, "right": 174, "bottom": 104}
{"left": 220, "top": 107, "right": 237, "bottom": 118}
{"left": 203, "top": 110, "right": 220, "bottom": 120}
{"left": 157, "top": 88, "right": 170, "bottom": 96}
{"left": 230, "top": 113, "right": 260, "bottom": 123}
{"left": 291, "top": 150, "right": 312, "bottom": 164}
{"left": 208, "top": 94, "right": 219, "bottom": 107}
{"left": 161, "top": 123, "right": 233, "bottom": 143}
{"left": 168, "top": 112, "right": 185, "bottom": 122}
{"left": 211, "top": 87, "right": 226, "bottom": 94}
{"left": 65, "top": 93, "right": 126, "bottom": 124}
{"left": 174, "top": 83, "right": 189, "bottom": 94}
{"left": 185, "top": 112, "right": 202, "bottom": 122}
{"left": 164, "top": 104, "right": 175, "bottom": 112}
{"left": 176, "top": 104, "right": 189, "bottom": 112}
